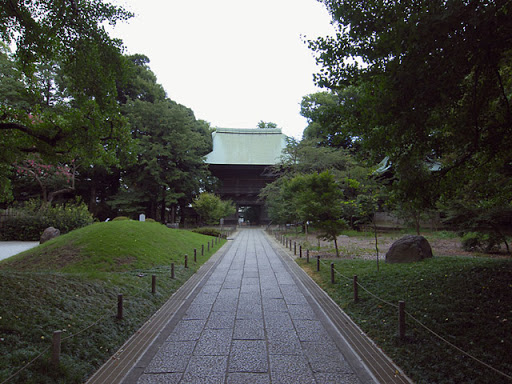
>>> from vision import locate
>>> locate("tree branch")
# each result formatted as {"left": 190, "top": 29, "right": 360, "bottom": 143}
{"left": 0, "top": 121, "right": 63, "bottom": 146}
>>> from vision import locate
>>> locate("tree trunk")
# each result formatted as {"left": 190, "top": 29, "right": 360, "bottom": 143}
{"left": 334, "top": 236, "right": 339, "bottom": 258}
{"left": 373, "top": 220, "right": 380, "bottom": 272}
{"left": 160, "top": 186, "right": 166, "bottom": 223}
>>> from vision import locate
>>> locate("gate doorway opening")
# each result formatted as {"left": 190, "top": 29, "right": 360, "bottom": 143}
{"left": 238, "top": 205, "right": 261, "bottom": 226}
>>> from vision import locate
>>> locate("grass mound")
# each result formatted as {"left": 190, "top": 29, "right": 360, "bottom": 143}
{"left": 0, "top": 220, "right": 212, "bottom": 273}
{"left": 0, "top": 221, "right": 226, "bottom": 383}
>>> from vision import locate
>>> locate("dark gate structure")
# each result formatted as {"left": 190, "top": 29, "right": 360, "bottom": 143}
{"left": 205, "top": 128, "right": 287, "bottom": 225}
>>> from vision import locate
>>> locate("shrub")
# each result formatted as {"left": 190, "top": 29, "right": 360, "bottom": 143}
{"left": 461, "top": 232, "right": 502, "bottom": 253}
{"left": 191, "top": 227, "right": 222, "bottom": 237}
{"left": 0, "top": 200, "right": 93, "bottom": 241}
{"left": 112, "top": 216, "right": 131, "bottom": 221}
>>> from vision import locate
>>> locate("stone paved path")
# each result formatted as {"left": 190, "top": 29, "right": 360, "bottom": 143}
{"left": 130, "top": 229, "right": 366, "bottom": 384}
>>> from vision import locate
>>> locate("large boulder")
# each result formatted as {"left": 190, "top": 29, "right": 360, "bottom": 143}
{"left": 40, "top": 227, "right": 60, "bottom": 244}
{"left": 385, "top": 235, "right": 433, "bottom": 263}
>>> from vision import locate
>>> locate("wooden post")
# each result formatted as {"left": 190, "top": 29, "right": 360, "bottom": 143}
{"left": 299, "top": 245, "right": 302, "bottom": 258}
{"left": 117, "top": 294, "right": 123, "bottom": 320}
{"left": 202, "top": 244, "right": 204, "bottom": 256}
{"left": 316, "top": 255, "right": 320, "bottom": 272}
{"left": 331, "top": 263, "right": 335, "bottom": 284}
{"left": 211, "top": 239, "right": 214, "bottom": 248}
{"left": 171, "top": 263, "right": 175, "bottom": 279}
{"left": 185, "top": 254, "right": 188, "bottom": 269}
{"left": 52, "top": 330, "right": 62, "bottom": 367}
{"left": 294, "top": 242, "right": 296, "bottom": 254}
{"left": 207, "top": 242, "right": 210, "bottom": 252}
{"left": 398, "top": 301, "right": 406, "bottom": 339}
{"left": 152, "top": 275, "right": 156, "bottom": 294}
{"left": 353, "top": 275, "right": 359, "bottom": 303}
{"left": 194, "top": 248, "right": 197, "bottom": 262}
{"left": 306, "top": 249, "right": 310, "bottom": 263}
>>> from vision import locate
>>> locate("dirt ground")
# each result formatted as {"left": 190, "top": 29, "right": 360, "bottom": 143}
{"left": 281, "top": 231, "right": 507, "bottom": 260}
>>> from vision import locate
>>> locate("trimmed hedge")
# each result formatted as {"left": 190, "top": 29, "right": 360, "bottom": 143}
{"left": 0, "top": 202, "right": 94, "bottom": 241}
{"left": 190, "top": 227, "right": 222, "bottom": 237}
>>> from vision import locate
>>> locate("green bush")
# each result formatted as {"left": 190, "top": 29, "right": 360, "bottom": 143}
{"left": 191, "top": 227, "right": 221, "bottom": 237}
{"left": 0, "top": 200, "right": 93, "bottom": 241}
{"left": 461, "top": 231, "right": 502, "bottom": 253}
{"left": 112, "top": 216, "right": 131, "bottom": 221}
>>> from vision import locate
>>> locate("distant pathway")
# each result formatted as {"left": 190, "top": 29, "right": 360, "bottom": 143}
{"left": 0, "top": 241, "right": 39, "bottom": 261}
{"left": 124, "top": 228, "right": 370, "bottom": 383}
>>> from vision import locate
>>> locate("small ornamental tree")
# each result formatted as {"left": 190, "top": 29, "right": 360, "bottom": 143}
{"left": 15, "top": 155, "right": 76, "bottom": 208}
{"left": 287, "top": 171, "right": 347, "bottom": 257}
{"left": 193, "top": 193, "right": 236, "bottom": 225}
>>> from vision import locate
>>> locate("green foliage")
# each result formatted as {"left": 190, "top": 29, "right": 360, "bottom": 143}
{"left": 461, "top": 232, "right": 503, "bottom": 253}
{"left": 308, "top": 0, "right": 512, "bottom": 237}
{"left": 112, "top": 216, "right": 130, "bottom": 221}
{"left": 191, "top": 227, "right": 222, "bottom": 237}
{"left": 256, "top": 121, "right": 278, "bottom": 129}
{"left": 285, "top": 171, "right": 347, "bottom": 256}
{"left": 0, "top": 1, "right": 135, "bottom": 201}
{"left": 300, "top": 256, "right": 512, "bottom": 383}
{"left": 108, "top": 57, "right": 213, "bottom": 221}
{"left": 193, "top": 193, "right": 236, "bottom": 225}
{"left": 0, "top": 200, "right": 93, "bottom": 241}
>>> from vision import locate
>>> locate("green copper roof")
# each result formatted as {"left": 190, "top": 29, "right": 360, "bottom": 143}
{"left": 205, "top": 128, "right": 288, "bottom": 165}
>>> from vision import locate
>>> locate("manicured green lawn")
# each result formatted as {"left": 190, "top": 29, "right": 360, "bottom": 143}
{"left": 297, "top": 255, "right": 512, "bottom": 383}
{"left": 0, "top": 221, "right": 226, "bottom": 383}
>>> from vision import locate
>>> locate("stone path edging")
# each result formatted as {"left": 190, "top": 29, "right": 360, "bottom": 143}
{"left": 86, "top": 234, "right": 236, "bottom": 384}
{"left": 267, "top": 232, "right": 414, "bottom": 384}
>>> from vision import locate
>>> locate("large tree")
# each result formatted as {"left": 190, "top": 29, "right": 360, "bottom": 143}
{"left": 310, "top": 0, "right": 512, "bottom": 235}
{"left": 108, "top": 55, "right": 213, "bottom": 222}
{"left": 0, "top": 0, "right": 133, "bottom": 201}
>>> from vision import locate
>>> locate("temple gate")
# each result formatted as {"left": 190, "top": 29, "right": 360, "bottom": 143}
{"left": 205, "top": 128, "right": 287, "bottom": 225}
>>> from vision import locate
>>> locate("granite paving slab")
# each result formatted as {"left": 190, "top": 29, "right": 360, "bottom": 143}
{"left": 117, "top": 229, "right": 378, "bottom": 383}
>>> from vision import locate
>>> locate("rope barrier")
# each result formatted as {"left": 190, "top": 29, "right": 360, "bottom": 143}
{"left": 285, "top": 238, "right": 512, "bottom": 382}
{"left": 0, "top": 347, "right": 50, "bottom": 384}
{"left": 405, "top": 311, "right": 512, "bottom": 381}
{"left": 0, "top": 241, "right": 208, "bottom": 384}
{"left": 61, "top": 303, "right": 118, "bottom": 342}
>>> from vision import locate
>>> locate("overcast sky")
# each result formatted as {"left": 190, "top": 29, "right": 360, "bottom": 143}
{"left": 108, "top": 0, "right": 335, "bottom": 139}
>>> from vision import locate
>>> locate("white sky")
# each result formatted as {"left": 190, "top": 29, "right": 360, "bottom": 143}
{"left": 108, "top": 0, "right": 335, "bottom": 138}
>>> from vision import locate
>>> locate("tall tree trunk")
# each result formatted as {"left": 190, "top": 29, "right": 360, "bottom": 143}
{"left": 160, "top": 186, "right": 166, "bottom": 223}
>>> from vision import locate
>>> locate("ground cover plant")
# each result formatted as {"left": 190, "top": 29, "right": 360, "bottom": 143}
{"left": 294, "top": 232, "right": 512, "bottom": 384}
{"left": 0, "top": 220, "right": 225, "bottom": 383}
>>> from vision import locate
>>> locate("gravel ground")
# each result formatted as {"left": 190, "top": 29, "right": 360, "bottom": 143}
{"left": 282, "top": 232, "right": 494, "bottom": 260}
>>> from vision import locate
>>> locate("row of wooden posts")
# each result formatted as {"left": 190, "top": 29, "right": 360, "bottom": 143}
{"left": 51, "top": 233, "right": 228, "bottom": 367}
{"left": 274, "top": 231, "right": 407, "bottom": 340}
